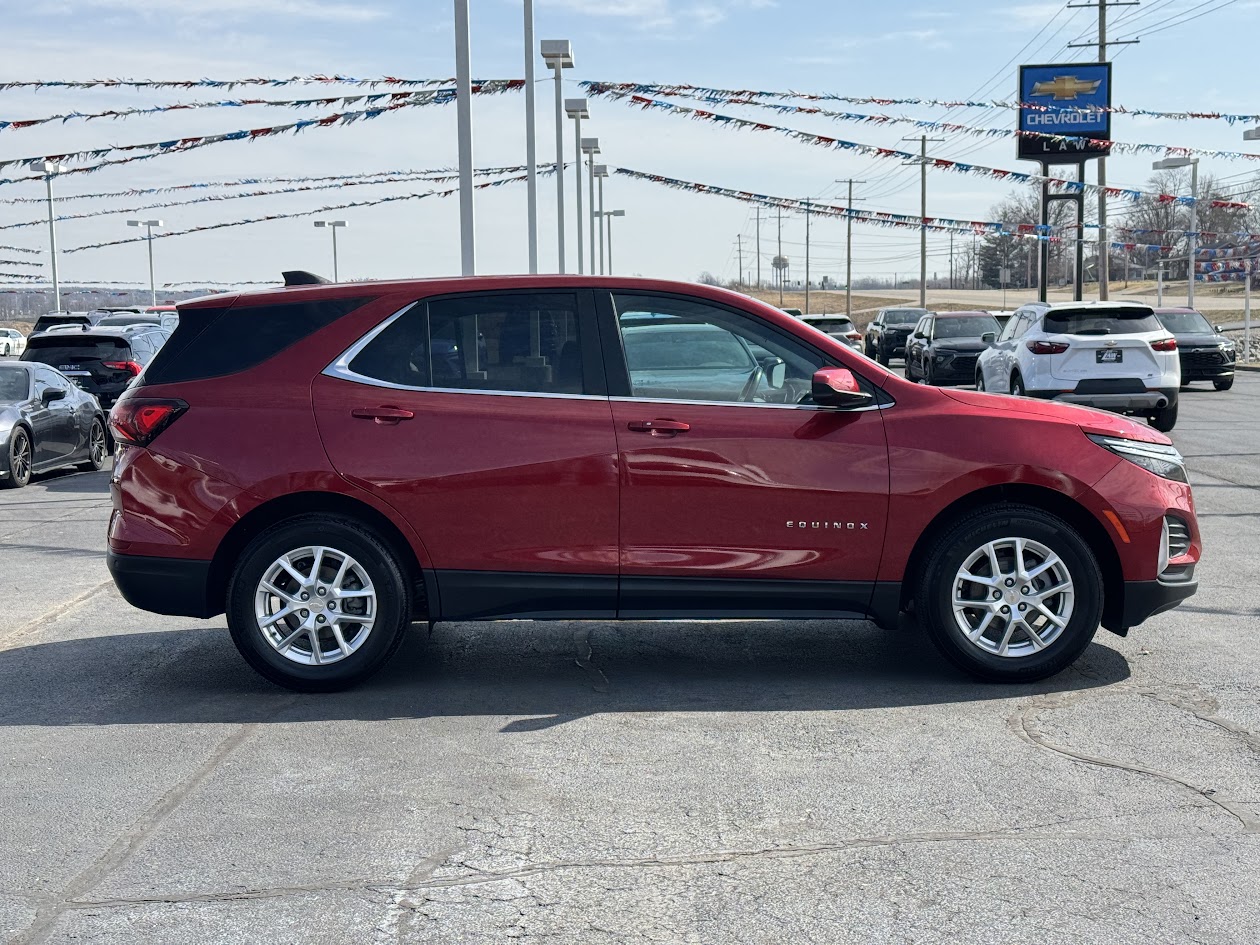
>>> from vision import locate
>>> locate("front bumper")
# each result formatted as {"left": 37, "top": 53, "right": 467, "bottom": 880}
{"left": 1109, "top": 571, "right": 1198, "bottom": 633}
{"left": 107, "top": 551, "right": 218, "bottom": 618}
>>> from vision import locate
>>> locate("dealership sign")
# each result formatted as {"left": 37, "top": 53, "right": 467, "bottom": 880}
{"left": 1018, "top": 63, "right": 1112, "bottom": 163}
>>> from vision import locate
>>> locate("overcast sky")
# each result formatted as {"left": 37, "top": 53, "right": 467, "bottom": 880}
{"left": 1, "top": 0, "right": 1258, "bottom": 291}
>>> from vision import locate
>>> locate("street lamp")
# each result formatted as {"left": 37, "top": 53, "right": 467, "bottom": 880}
{"left": 313, "top": 220, "right": 348, "bottom": 281}
{"left": 604, "top": 209, "right": 625, "bottom": 274}
{"left": 33, "top": 161, "right": 64, "bottom": 311}
{"left": 1153, "top": 157, "right": 1200, "bottom": 307}
{"left": 593, "top": 165, "right": 608, "bottom": 274}
{"left": 126, "top": 219, "right": 165, "bottom": 306}
{"left": 565, "top": 99, "right": 589, "bottom": 274}
{"left": 541, "top": 40, "right": 573, "bottom": 274}
{"left": 523, "top": 1, "right": 538, "bottom": 274}
{"left": 581, "top": 138, "right": 600, "bottom": 276}
{"left": 453, "top": 0, "right": 474, "bottom": 275}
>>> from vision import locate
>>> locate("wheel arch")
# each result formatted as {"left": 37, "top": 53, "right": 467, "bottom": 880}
{"left": 208, "top": 491, "right": 433, "bottom": 622}
{"left": 898, "top": 482, "right": 1126, "bottom": 635}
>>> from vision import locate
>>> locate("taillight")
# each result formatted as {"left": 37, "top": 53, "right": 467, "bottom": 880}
{"left": 102, "top": 360, "right": 143, "bottom": 376}
{"left": 109, "top": 397, "right": 187, "bottom": 447}
{"left": 1026, "top": 340, "right": 1070, "bottom": 355}
{"left": 1151, "top": 338, "right": 1177, "bottom": 352}
{"left": 846, "top": 331, "right": 861, "bottom": 340}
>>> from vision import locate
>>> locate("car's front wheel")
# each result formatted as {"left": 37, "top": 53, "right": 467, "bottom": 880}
{"left": 1214, "top": 377, "right": 1234, "bottom": 392}
{"left": 1010, "top": 373, "right": 1026, "bottom": 397}
{"left": 915, "top": 504, "right": 1103, "bottom": 682}
{"left": 226, "top": 515, "right": 412, "bottom": 692}
{"left": 2, "top": 427, "right": 32, "bottom": 489}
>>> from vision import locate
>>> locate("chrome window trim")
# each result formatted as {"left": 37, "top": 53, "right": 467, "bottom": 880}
{"left": 608, "top": 395, "right": 892, "bottom": 413}
{"left": 321, "top": 300, "right": 606, "bottom": 401}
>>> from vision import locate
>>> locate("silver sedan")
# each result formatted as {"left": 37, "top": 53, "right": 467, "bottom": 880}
{"left": 0, "top": 361, "right": 107, "bottom": 489}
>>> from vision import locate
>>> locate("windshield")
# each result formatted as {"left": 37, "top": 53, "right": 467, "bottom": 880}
{"left": 935, "top": 316, "right": 999, "bottom": 339}
{"left": 623, "top": 325, "right": 753, "bottom": 371}
{"left": 0, "top": 365, "right": 29, "bottom": 403}
{"left": 884, "top": 309, "right": 927, "bottom": 326}
{"left": 1043, "top": 307, "right": 1160, "bottom": 335}
{"left": 1157, "top": 310, "right": 1213, "bottom": 334}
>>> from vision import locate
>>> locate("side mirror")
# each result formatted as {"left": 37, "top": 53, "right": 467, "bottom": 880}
{"left": 811, "top": 367, "right": 873, "bottom": 409}
{"left": 981, "top": 332, "right": 997, "bottom": 344}
{"left": 759, "top": 356, "right": 786, "bottom": 389}
{"left": 41, "top": 388, "right": 66, "bottom": 405}
{"left": 1214, "top": 324, "right": 1224, "bottom": 333}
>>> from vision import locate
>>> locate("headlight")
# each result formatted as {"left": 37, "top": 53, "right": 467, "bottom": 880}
{"left": 1087, "top": 434, "right": 1187, "bottom": 483}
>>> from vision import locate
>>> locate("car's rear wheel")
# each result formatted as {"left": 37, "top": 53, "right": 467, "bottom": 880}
{"left": 226, "top": 515, "right": 412, "bottom": 692}
{"left": 1214, "top": 377, "right": 1234, "bottom": 392}
{"left": 915, "top": 504, "right": 1103, "bottom": 682}
{"left": 78, "top": 419, "right": 107, "bottom": 471}
{"left": 2, "top": 427, "right": 32, "bottom": 489}
{"left": 1149, "top": 400, "right": 1178, "bottom": 432}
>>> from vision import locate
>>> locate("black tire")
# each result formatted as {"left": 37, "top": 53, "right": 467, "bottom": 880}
{"left": 78, "top": 418, "right": 107, "bottom": 472}
{"left": 877, "top": 346, "right": 890, "bottom": 366}
{"left": 924, "top": 360, "right": 936, "bottom": 386}
{"left": 975, "top": 371, "right": 986, "bottom": 391}
{"left": 2, "top": 426, "right": 32, "bottom": 489}
{"left": 915, "top": 504, "right": 1103, "bottom": 683}
{"left": 1, "top": 343, "right": 9, "bottom": 357}
{"left": 1213, "top": 377, "right": 1234, "bottom": 392}
{"left": 864, "top": 339, "right": 875, "bottom": 358}
{"left": 226, "top": 514, "right": 412, "bottom": 692}
{"left": 1010, "top": 373, "right": 1025, "bottom": 397}
{"left": 1149, "top": 400, "right": 1178, "bottom": 432}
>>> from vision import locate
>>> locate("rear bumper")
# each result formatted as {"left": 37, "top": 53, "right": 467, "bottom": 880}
{"left": 1026, "top": 385, "right": 1178, "bottom": 412}
{"left": 1109, "top": 572, "right": 1198, "bottom": 633}
{"left": 107, "top": 551, "right": 218, "bottom": 618}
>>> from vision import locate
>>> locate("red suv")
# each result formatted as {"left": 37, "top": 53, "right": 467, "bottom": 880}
{"left": 106, "top": 275, "right": 1200, "bottom": 691}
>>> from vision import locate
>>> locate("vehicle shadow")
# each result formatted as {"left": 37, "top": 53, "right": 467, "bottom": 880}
{"left": 0, "top": 618, "right": 1130, "bottom": 730}
{"left": 36, "top": 468, "right": 111, "bottom": 493}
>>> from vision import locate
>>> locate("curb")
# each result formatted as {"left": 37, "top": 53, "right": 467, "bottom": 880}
{"left": 1234, "top": 363, "right": 1260, "bottom": 373}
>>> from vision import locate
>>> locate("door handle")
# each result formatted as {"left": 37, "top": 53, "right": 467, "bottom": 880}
{"left": 352, "top": 406, "right": 415, "bottom": 425}
{"left": 627, "top": 419, "right": 690, "bottom": 437}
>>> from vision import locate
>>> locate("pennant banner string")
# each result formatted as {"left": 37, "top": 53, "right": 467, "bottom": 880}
{"left": 0, "top": 82, "right": 522, "bottom": 176}
{"left": 585, "top": 85, "right": 1260, "bottom": 165}
{"left": 580, "top": 81, "right": 1260, "bottom": 125}
{"left": 0, "top": 243, "right": 40, "bottom": 254}
{"left": 0, "top": 257, "right": 42, "bottom": 266}
{"left": 0, "top": 83, "right": 523, "bottom": 134}
{"left": 0, "top": 164, "right": 565, "bottom": 231}
{"left": 0, "top": 164, "right": 543, "bottom": 204}
{"left": 0, "top": 76, "right": 469, "bottom": 92}
{"left": 612, "top": 167, "right": 1173, "bottom": 251}
{"left": 600, "top": 95, "right": 1250, "bottom": 210}
{"left": 63, "top": 169, "right": 544, "bottom": 254}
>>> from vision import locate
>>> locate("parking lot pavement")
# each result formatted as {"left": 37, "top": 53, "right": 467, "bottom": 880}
{"left": 1, "top": 380, "right": 1258, "bottom": 945}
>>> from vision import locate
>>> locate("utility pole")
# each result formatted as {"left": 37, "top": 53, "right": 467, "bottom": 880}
{"left": 777, "top": 206, "right": 783, "bottom": 307}
{"left": 834, "top": 178, "right": 866, "bottom": 317}
{"left": 902, "top": 135, "right": 944, "bottom": 308}
{"left": 1068, "top": 0, "right": 1139, "bottom": 300}
{"left": 949, "top": 233, "right": 955, "bottom": 291}
{"left": 736, "top": 234, "right": 743, "bottom": 289}
{"left": 755, "top": 205, "right": 761, "bottom": 288}
{"left": 804, "top": 198, "right": 811, "bottom": 315}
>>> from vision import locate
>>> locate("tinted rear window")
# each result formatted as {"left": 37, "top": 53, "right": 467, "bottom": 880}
{"left": 884, "top": 309, "right": 926, "bottom": 325}
{"left": 1043, "top": 307, "right": 1160, "bottom": 335}
{"left": 24, "top": 337, "right": 130, "bottom": 362}
{"left": 143, "top": 297, "right": 373, "bottom": 385}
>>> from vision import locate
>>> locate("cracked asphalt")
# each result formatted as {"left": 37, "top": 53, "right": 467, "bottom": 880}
{"left": 1, "top": 375, "right": 1258, "bottom": 944}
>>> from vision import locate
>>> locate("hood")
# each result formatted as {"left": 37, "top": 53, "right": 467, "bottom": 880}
{"left": 1173, "top": 332, "right": 1231, "bottom": 347}
{"left": 932, "top": 341, "right": 990, "bottom": 352}
{"left": 940, "top": 387, "right": 1172, "bottom": 445}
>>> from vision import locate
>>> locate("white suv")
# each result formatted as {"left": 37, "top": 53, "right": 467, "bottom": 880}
{"left": 975, "top": 301, "right": 1181, "bottom": 431}
{"left": 0, "top": 328, "right": 25, "bottom": 357}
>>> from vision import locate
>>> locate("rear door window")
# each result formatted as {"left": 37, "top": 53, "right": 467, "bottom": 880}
{"left": 344, "top": 292, "right": 593, "bottom": 396}
{"left": 1043, "top": 308, "right": 1160, "bottom": 335}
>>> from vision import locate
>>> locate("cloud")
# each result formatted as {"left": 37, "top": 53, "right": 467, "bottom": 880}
{"left": 538, "top": 0, "right": 771, "bottom": 30}
{"left": 48, "top": 0, "right": 386, "bottom": 22}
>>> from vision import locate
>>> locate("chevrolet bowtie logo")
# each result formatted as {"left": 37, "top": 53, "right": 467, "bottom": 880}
{"left": 1031, "top": 75, "right": 1102, "bottom": 100}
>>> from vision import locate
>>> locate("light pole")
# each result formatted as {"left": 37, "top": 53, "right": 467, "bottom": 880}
{"left": 541, "top": 41, "right": 573, "bottom": 273}
{"left": 34, "top": 161, "right": 64, "bottom": 311}
{"left": 564, "top": 98, "right": 589, "bottom": 274}
{"left": 582, "top": 138, "right": 600, "bottom": 275}
{"left": 127, "top": 219, "right": 165, "bottom": 306}
{"left": 453, "top": 0, "right": 475, "bottom": 275}
{"left": 523, "top": 0, "right": 538, "bottom": 274}
{"left": 902, "top": 134, "right": 944, "bottom": 308}
{"left": 1153, "top": 157, "right": 1200, "bottom": 308}
{"left": 313, "top": 220, "right": 348, "bottom": 281}
{"left": 605, "top": 209, "right": 625, "bottom": 273}
{"left": 593, "top": 165, "right": 608, "bottom": 274}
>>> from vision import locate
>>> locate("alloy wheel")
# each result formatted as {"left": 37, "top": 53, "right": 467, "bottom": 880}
{"left": 89, "top": 422, "right": 106, "bottom": 466}
{"left": 11, "top": 430, "right": 31, "bottom": 484}
{"left": 950, "top": 536, "right": 1075, "bottom": 658}
{"left": 254, "top": 545, "right": 377, "bottom": 666}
